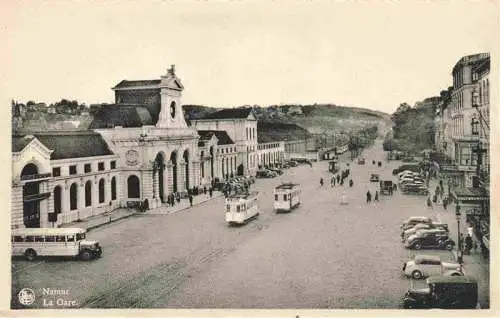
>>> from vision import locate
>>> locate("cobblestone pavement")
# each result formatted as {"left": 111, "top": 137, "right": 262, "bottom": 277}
{"left": 11, "top": 137, "right": 488, "bottom": 309}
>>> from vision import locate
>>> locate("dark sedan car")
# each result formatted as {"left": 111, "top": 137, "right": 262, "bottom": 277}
{"left": 404, "top": 232, "right": 455, "bottom": 250}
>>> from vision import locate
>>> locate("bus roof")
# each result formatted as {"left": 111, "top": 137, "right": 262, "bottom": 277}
{"left": 275, "top": 183, "right": 300, "bottom": 190}
{"left": 11, "top": 228, "right": 87, "bottom": 236}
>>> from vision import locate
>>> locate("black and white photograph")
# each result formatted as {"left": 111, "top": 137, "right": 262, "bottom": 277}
{"left": 2, "top": 0, "right": 498, "bottom": 315}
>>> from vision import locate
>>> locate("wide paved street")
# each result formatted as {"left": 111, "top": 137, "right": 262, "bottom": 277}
{"left": 12, "top": 137, "right": 472, "bottom": 309}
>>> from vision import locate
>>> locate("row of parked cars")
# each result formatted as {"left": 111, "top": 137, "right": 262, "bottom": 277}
{"left": 397, "top": 170, "right": 429, "bottom": 195}
{"left": 399, "top": 217, "right": 478, "bottom": 309}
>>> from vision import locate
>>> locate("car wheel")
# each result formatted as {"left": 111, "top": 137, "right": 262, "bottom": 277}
{"left": 80, "top": 250, "right": 92, "bottom": 261}
{"left": 445, "top": 242, "right": 453, "bottom": 250}
{"left": 413, "top": 242, "right": 422, "bottom": 250}
{"left": 412, "top": 270, "right": 423, "bottom": 279}
{"left": 451, "top": 272, "right": 462, "bottom": 276}
{"left": 25, "top": 249, "right": 36, "bottom": 261}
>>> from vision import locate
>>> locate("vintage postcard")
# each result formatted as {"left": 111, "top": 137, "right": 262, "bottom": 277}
{"left": 1, "top": 1, "right": 498, "bottom": 317}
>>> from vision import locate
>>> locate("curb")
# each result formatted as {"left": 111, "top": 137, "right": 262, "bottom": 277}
{"left": 86, "top": 211, "right": 139, "bottom": 232}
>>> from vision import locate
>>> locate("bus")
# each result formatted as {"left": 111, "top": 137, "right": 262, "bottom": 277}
{"left": 225, "top": 191, "right": 260, "bottom": 225}
{"left": 11, "top": 228, "right": 102, "bottom": 261}
{"left": 274, "top": 183, "right": 301, "bottom": 213}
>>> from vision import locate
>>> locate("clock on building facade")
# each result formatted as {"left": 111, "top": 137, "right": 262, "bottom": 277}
{"left": 125, "top": 150, "right": 139, "bottom": 166}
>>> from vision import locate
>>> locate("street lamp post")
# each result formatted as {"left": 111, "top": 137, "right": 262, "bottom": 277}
{"left": 456, "top": 203, "right": 463, "bottom": 269}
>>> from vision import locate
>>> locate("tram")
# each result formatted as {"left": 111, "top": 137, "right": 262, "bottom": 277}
{"left": 273, "top": 183, "right": 301, "bottom": 213}
{"left": 225, "top": 191, "right": 260, "bottom": 225}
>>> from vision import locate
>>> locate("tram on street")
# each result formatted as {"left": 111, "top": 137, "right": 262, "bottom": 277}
{"left": 273, "top": 183, "right": 301, "bottom": 213}
{"left": 225, "top": 191, "right": 260, "bottom": 225}
{"left": 11, "top": 227, "right": 102, "bottom": 261}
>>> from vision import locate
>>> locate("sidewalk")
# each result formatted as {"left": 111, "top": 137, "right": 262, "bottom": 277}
{"left": 427, "top": 177, "right": 490, "bottom": 308}
{"left": 61, "top": 191, "right": 223, "bottom": 231}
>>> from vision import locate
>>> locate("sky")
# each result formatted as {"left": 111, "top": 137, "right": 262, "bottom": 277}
{"left": 1, "top": 0, "right": 498, "bottom": 114}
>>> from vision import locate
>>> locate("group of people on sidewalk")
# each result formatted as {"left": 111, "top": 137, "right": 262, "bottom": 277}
{"left": 322, "top": 166, "right": 352, "bottom": 188}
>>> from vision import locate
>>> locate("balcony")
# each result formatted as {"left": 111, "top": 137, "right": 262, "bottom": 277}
{"left": 23, "top": 192, "right": 51, "bottom": 202}
{"left": 20, "top": 173, "right": 52, "bottom": 183}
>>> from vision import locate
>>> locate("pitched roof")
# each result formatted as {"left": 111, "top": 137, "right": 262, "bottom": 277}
{"left": 12, "top": 131, "right": 114, "bottom": 160}
{"left": 257, "top": 121, "right": 312, "bottom": 143}
{"left": 113, "top": 80, "right": 161, "bottom": 89}
{"left": 12, "top": 135, "right": 35, "bottom": 152}
{"left": 88, "top": 104, "right": 154, "bottom": 129}
{"left": 197, "top": 130, "right": 234, "bottom": 145}
{"left": 199, "top": 108, "right": 253, "bottom": 120}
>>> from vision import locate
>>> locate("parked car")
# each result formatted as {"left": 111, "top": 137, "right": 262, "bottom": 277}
{"left": 401, "top": 222, "right": 449, "bottom": 241}
{"left": 401, "top": 184, "right": 429, "bottom": 195}
{"left": 358, "top": 157, "right": 365, "bottom": 165}
{"left": 256, "top": 170, "right": 276, "bottom": 178}
{"left": 402, "top": 254, "right": 463, "bottom": 279}
{"left": 404, "top": 231, "right": 455, "bottom": 250}
{"left": 398, "top": 171, "right": 419, "bottom": 179}
{"left": 369, "top": 174, "right": 380, "bottom": 182}
{"left": 268, "top": 168, "right": 284, "bottom": 175}
{"left": 402, "top": 228, "right": 449, "bottom": 244}
{"left": 289, "top": 161, "right": 298, "bottom": 167}
{"left": 401, "top": 216, "right": 432, "bottom": 230}
{"left": 393, "top": 164, "right": 420, "bottom": 175}
{"left": 403, "top": 276, "right": 478, "bottom": 309}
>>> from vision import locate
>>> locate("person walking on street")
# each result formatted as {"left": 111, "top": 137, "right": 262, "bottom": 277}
{"left": 337, "top": 174, "right": 340, "bottom": 184}
{"left": 427, "top": 196, "right": 433, "bottom": 208}
{"left": 209, "top": 187, "right": 213, "bottom": 198}
{"left": 349, "top": 179, "right": 353, "bottom": 187}
{"left": 331, "top": 177, "right": 335, "bottom": 187}
{"left": 374, "top": 191, "right": 379, "bottom": 202}
{"left": 465, "top": 234, "right": 473, "bottom": 255}
{"left": 443, "top": 196, "right": 448, "bottom": 210}
{"left": 366, "top": 191, "right": 372, "bottom": 203}
{"left": 320, "top": 178, "right": 324, "bottom": 187}
{"left": 188, "top": 194, "right": 193, "bottom": 206}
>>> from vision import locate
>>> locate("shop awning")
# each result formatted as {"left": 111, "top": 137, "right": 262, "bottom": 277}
{"left": 451, "top": 187, "right": 489, "bottom": 202}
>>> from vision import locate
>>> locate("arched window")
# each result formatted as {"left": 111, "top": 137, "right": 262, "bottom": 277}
{"left": 99, "top": 179, "right": 105, "bottom": 203}
{"left": 70, "top": 183, "right": 78, "bottom": 211}
{"left": 85, "top": 181, "right": 92, "bottom": 207}
{"left": 127, "top": 175, "right": 140, "bottom": 198}
{"left": 111, "top": 177, "right": 117, "bottom": 200}
{"left": 54, "top": 186, "right": 62, "bottom": 214}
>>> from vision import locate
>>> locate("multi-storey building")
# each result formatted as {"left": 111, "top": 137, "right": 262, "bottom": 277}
{"left": 435, "top": 53, "right": 490, "bottom": 251}
{"left": 257, "top": 141, "right": 285, "bottom": 168}
{"left": 11, "top": 131, "right": 120, "bottom": 229}
{"left": 190, "top": 108, "right": 259, "bottom": 176}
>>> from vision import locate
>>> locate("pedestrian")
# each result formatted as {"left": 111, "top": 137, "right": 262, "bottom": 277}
{"left": 427, "top": 196, "right": 433, "bottom": 208}
{"left": 189, "top": 194, "right": 193, "bottom": 206}
{"left": 337, "top": 175, "right": 340, "bottom": 184}
{"left": 465, "top": 234, "right": 473, "bottom": 255}
{"left": 393, "top": 183, "right": 397, "bottom": 192}
{"left": 209, "top": 187, "right": 213, "bottom": 198}
{"left": 366, "top": 191, "right": 372, "bottom": 203}
{"left": 432, "top": 193, "right": 437, "bottom": 203}
{"left": 176, "top": 192, "right": 181, "bottom": 204}
{"left": 349, "top": 179, "right": 353, "bottom": 187}
{"left": 443, "top": 196, "right": 448, "bottom": 210}
{"left": 374, "top": 191, "right": 379, "bottom": 202}
{"left": 320, "top": 178, "right": 324, "bottom": 187}
{"left": 204, "top": 186, "right": 207, "bottom": 195}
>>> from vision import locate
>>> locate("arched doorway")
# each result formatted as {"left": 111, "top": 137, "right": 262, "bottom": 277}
{"left": 154, "top": 153, "right": 165, "bottom": 202}
{"left": 70, "top": 183, "right": 78, "bottom": 210}
{"left": 170, "top": 152, "right": 178, "bottom": 193}
{"left": 183, "top": 149, "right": 190, "bottom": 190}
{"left": 54, "top": 186, "right": 62, "bottom": 214}
{"left": 21, "top": 163, "right": 41, "bottom": 228}
{"left": 85, "top": 181, "right": 92, "bottom": 207}
{"left": 209, "top": 146, "right": 214, "bottom": 179}
{"left": 237, "top": 164, "right": 244, "bottom": 176}
{"left": 127, "top": 175, "right": 140, "bottom": 198}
